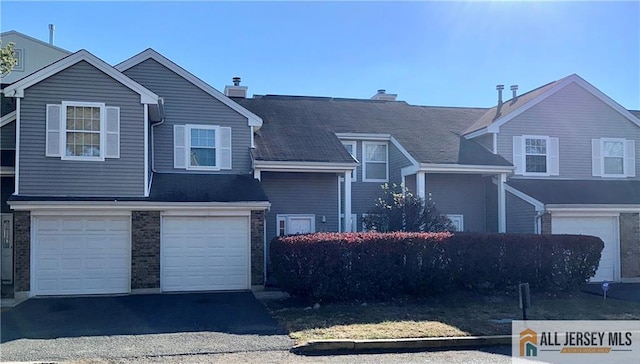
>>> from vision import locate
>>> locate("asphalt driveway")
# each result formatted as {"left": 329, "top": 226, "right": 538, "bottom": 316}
{"left": 0, "top": 292, "right": 293, "bottom": 362}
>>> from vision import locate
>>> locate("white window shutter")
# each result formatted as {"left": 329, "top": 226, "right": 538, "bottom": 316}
{"left": 625, "top": 139, "right": 636, "bottom": 177}
{"left": 512, "top": 136, "right": 523, "bottom": 175}
{"left": 45, "top": 104, "right": 62, "bottom": 157}
{"left": 105, "top": 106, "right": 120, "bottom": 158}
{"left": 219, "top": 127, "right": 232, "bottom": 170}
{"left": 174, "top": 125, "right": 187, "bottom": 169}
{"left": 548, "top": 137, "right": 559, "bottom": 175}
{"left": 592, "top": 139, "right": 602, "bottom": 177}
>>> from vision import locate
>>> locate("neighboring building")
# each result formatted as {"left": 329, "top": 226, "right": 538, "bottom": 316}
{"left": 1, "top": 34, "right": 638, "bottom": 300}
{"left": 0, "top": 30, "right": 72, "bottom": 286}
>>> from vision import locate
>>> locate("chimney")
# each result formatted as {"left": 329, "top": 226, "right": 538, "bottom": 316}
{"left": 224, "top": 76, "right": 247, "bottom": 98}
{"left": 371, "top": 89, "right": 397, "bottom": 101}
{"left": 48, "top": 24, "right": 55, "bottom": 45}
{"left": 510, "top": 85, "right": 518, "bottom": 99}
{"left": 496, "top": 84, "right": 504, "bottom": 105}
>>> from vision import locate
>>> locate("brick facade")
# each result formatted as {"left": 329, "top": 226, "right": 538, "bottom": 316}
{"left": 250, "top": 210, "right": 265, "bottom": 285}
{"left": 619, "top": 213, "right": 640, "bottom": 279}
{"left": 131, "top": 211, "right": 161, "bottom": 289}
{"left": 541, "top": 212, "right": 552, "bottom": 234}
{"left": 13, "top": 210, "right": 30, "bottom": 292}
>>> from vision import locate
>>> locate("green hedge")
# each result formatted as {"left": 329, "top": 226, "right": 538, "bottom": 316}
{"left": 270, "top": 232, "right": 603, "bottom": 302}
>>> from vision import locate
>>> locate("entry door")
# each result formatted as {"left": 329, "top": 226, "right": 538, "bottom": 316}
{"left": 1, "top": 214, "right": 13, "bottom": 284}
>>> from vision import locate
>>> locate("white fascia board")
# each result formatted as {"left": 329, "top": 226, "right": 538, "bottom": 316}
{"left": 503, "top": 184, "right": 545, "bottom": 212}
{"left": 3, "top": 50, "right": 159, "bottom": 105}
{"left": 463, "top": 128, "right": 489, "bottom": 139}
{"left": 115, "top": 49, "right": 263, "bottom": 129}
{"left": 254, "top": 160, "right": 358, "bottom": 173}
{"left": 390, "top": 136, "right": 420, "bottom": 167}
{"left": 0, "top": 111, "right": 16, "bottom": 127}
{"left": 546, "top": 205, "right": 640, "bottom": 213}
{"left": 401, "top": 165, "right": 420, "bottom": 177}
{"left": 335, "top": 133, "right": 391, "bottom": 141}
{"left": 418, "top": 163, "right": 514, "bottom": 174}
{"left": 8, "top": 200, "right": 271, "bottom": 211}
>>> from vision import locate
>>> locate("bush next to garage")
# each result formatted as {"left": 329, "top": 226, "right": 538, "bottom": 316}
{"left": 270, "top": 232, "right": 604, "bottom": 302}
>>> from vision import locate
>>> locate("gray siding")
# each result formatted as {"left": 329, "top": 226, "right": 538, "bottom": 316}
{"left": 19, "top": 61, "right": 145, "bottom": 197}
{"left": 389, "top": 141, "right": 413, "bottom": 184}
{"left": 484, "top": 177, "right": 498, "bottom": 232}
{"left": 474, "top": 133, "right": 494, "bottom": 152}
{"left": 506, "top": 191, "right": 536, "bottom": 233}
{"left": 1, "top": 121, "right": 15, "bottom": 149}
{"left": 123, "top": 59, "right": 252, "bottom": 174}
{"left": 425, "top": 173, "right": 487, "bottom": 232}
{"left": 262, "top": 172, "right": 339, "bottom": 242}
{"left": 497, "top": 82, "right": 640, "bottom": 180}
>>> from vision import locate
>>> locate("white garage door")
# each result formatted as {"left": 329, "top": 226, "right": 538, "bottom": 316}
{"left": 33, "top": 216, "right": 130, "bottom": 295}
{"left": 552, "top": 216, "right": 618, "bottom": 282}
{"left": 161, "top": 216, "right": 250, "bottom": 292}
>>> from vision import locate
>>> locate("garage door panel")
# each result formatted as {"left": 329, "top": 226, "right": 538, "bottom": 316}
{"left": 552, "top": 216, "right": 618, "bottom": 282}
{"left": 34, "top": 216, "right": 130, "bottom": 295}
{"left": 162, "top": 216, "right": 250, "bottom": 291}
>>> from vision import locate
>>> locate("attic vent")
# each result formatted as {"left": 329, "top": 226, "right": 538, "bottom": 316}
{"left": 371, "top": 89, "right": 398, "bottom": 101}
{"left": 224, "top": 77, "right": 248, "bottom": 98}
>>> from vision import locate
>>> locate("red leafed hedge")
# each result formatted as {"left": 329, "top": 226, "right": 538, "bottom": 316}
{"left": 270, "top": 232, "right": 604, "bottom": 302}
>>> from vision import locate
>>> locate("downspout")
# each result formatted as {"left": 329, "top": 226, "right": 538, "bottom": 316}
{"left": 150, "top": 98, "right": 165, "bottom": 174}
{"left": 534, "top": 210, "right": 546, "bottom": 234}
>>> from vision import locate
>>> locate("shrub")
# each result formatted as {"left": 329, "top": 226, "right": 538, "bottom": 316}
{"left": 362, "top": 184, "right": 455, "bottom": 232}
{"left": 270, "top": 232, "right": 603, "bottom": 302}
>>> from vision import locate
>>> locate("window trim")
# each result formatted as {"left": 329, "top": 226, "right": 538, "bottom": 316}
{"left": 341, "top": 141, "right": 357, "bottom": 181}
{"left": 446, "top": 214, "right": 464, "bottom": 232}
{"left": 61, "top": 101, "right": 106, "bottom": 161}
{"left": 600, "top": 138, "right": 626, "bottom": 177}
{"left": 362, "top": 141, "right": 389, "bottom": 182}
{"left": 186, "top": 124, "right": 220, "bottom": 171}
{"left": 522, "top": 135, "right": 550, "bottom": 176}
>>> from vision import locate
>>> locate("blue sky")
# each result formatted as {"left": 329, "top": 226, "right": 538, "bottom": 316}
{"left": 2, "top": 1, "right": 639, "bottom": 109}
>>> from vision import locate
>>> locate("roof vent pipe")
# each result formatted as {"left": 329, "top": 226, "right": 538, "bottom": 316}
{"left": 510, "top": 85, "right": 518, "bottom": 99}
{"left": 48, "top": 24, "right": 55, "bottom": 45}
{"left": 233, "top": 77, "right": 241, "bottom": 86}
{"left": 377, "top": 89, "right": 386, "bottom": 94}
{"left": 496, "top": 84, "right": 504, "bottom": 105}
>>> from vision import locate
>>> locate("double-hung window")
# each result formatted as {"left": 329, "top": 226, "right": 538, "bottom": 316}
{"left": 592, "top": 138, "right": 635, "bottom": 177}
{"left": 513, "top": 135, "right": 559, "bottom": 176}
{"left": 363, "top": 141, "right": 388, "bottom": 182}
{"left": 174, "top": 124, "right": 232, "bottom": 170}
{"left": 525, "top": 137, "right": 547, "bottom": 173}
{"left": 46, "top": 101, "right": 120, "bottom": 161}
{"left": 189, "top": 126, "right": 217, "bottom": 168}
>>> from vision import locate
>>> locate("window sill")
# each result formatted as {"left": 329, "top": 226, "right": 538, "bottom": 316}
{"left": 61, "top": 156, "right": 105, "bottom": 162}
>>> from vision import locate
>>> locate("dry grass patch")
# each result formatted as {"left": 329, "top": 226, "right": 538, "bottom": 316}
{"left": 262, "top": 291, "right": 640, "bottom": 345}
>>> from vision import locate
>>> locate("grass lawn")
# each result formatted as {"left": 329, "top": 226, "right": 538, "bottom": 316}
{"left": 261, "top": 291, "right": 640, "bottom": 345}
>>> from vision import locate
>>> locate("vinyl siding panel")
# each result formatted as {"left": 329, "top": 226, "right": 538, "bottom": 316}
{"left": 497, "top": 82, "right": 640, "bottom": 180}
{"left": 425, "top": 173, "right": 486, "bottom": 232}
{"left": 123, "top": 59, "right": 252, "bottom": 174}
{"left": 389, "top": 141, "right": 413, "bottom": 184}
{"left": 484, "top": 177, "right": 498, "bottom": 232}
{"left": 506, "top": 191, "right": 536, "bottom": 233}
{"left": 474, "top": 133, "right": 494, "bottom": 153}
{"left": 19, "top": 61, "right": 145, "bottom": 197}
{"left": 261, "top": 172, "right": 338, "bottom": 263}
{"left": 1, "top": 122, "right": 16, "bottom": 149}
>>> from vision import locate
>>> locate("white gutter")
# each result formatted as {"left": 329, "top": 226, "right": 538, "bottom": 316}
{"left": 8, "top": 200, "right": 271, "bottom": 211}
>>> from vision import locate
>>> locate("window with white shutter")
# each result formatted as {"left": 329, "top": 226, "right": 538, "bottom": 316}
{"left": 45, "top": 101, "right": 119, "bottom": 161}
{"left": 594, "top": 138, "right": 636, "bottom": 178}
{"left": 513, "top": 135, "right": 558, "bottom": 176}
{"left": 174, "top": 124, "right": 232, "bottom": 171}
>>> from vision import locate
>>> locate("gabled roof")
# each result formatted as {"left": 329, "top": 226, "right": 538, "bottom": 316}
{"left": 236, "top": 95, "right": 512, "bottom": 167}
{"left": 507, "top": 179, "right": 640, "bottom": 205}
{"left": 3, "top": 49, "right": 159, "bottom": 104}
{"left": 464, "top": 74, "right": 640, "bottom": 136}
{"left": 115, "top": 49, "right": 263, "bottom": 128}
{"left": 0, "top": 30, "right": 72, "bottom": 55}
